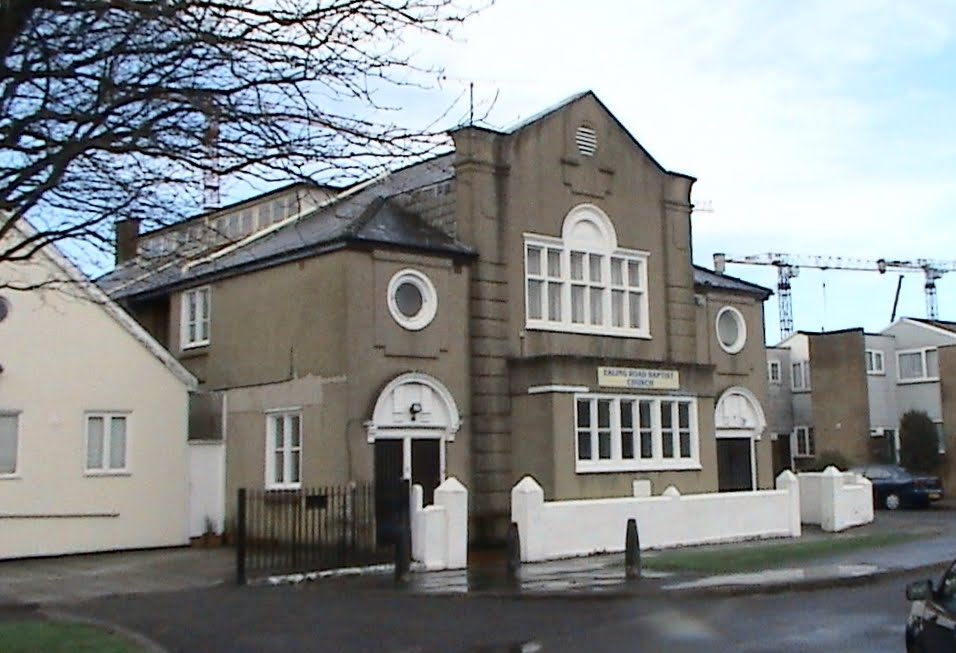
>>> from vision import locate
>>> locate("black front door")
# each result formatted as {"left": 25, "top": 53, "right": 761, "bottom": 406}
{"left": 717, "top": 438, "right": 753, "bottom": 492}
{"left": 411, "top": 439, "right": 441, "bottom": 506}
{"left": 374, "top": 439, "right": 403, "bottom": 546}
{"left": 772, "top": 435, "right": 792, "bottom": 477}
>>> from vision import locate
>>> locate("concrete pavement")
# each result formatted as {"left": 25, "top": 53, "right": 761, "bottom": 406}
{"left": 0, "top": 508, "right": 953, "bottom": 609}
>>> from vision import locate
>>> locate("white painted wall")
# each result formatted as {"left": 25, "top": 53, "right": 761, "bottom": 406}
{"left": 410, "top": 477, "right": 467, "bottom": 570}
{"left": 0, "top": 248, "right": 193, "bottom": 559}
{"left": 188, "top": 441, "right": 226, "bottom": 537}
{"left": 798, "top": 467, "right": 873, "bottom": 532}
{"left": 510, "top": 472, "right": 801, "bottom": 563}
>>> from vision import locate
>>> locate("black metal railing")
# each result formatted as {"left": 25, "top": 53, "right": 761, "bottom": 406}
{"left": 236, "top": 482, "right": 390, "bottom": 584}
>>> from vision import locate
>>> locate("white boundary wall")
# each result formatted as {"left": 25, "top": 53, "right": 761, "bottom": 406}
{"left": 410, "top": 477, "right": 468, "bottom": 570}
{"left": 188, "top": 440, "right": 225, "bottom": 537}
{"left": 798, "top": 466, "right": 873, "bottom": 532}
{"left": 511, "top": 472, "right": 801, "bottom": 563}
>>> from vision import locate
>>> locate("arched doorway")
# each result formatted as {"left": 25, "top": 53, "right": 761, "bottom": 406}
{"left": 366, "top": 373, "right": 460, "bottom": 544}
{"left": 714, "top": 386, "right": 766, "bottom": 492}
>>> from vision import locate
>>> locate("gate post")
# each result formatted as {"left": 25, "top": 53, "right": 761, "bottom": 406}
{"left": 625, "top": 518, "right": 641, "bottom": 580}
{"left": 236, "top": 488, "right": 247, "bottom": 585}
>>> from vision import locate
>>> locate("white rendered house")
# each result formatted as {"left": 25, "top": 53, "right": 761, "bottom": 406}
{"left": 0, "top": 227, "right": 197, "bottom": 559}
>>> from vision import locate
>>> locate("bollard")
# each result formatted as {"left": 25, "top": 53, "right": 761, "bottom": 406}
{"left": 506, "top": 521, "right": 521, "bottom": 582}
{"left": 625, "top": 518, "right": 641, "bottom": 580}
{"left": 394, "top": 479, "right": 411, "bottom": 584}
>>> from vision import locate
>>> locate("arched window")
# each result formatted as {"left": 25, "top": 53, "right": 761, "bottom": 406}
{"left": 524, "top": 204, "right": 649, "bottom": 337}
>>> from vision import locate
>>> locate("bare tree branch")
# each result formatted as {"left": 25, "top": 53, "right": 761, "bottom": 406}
{"left": 0, "top": 0, "right": 486, "bottom": 284}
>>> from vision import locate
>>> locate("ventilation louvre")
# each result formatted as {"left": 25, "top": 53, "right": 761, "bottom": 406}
{"left": 575, "top": 125, "right": 598, "bottom": 156}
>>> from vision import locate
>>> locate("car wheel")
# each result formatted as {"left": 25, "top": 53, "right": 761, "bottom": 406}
{"left": 885, "top": 493, "right": 901, "bottom": 510}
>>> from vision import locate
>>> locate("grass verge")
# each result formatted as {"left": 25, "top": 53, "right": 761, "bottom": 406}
{"left": 642, "top": 531, "right": 925, "bottom": 574}
{"left": 0, "top": 620, "right": 147, "bottom": 653}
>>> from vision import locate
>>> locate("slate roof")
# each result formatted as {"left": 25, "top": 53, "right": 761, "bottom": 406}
{"left": 692, "top": 265, "right": 773, "bottom": 300}
{"left": 99, "top": 154, "right": 472, "bottom": 301}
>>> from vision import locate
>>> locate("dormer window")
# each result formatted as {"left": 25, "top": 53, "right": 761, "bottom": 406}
{"left": 524, "top": 204, "right": 649, "bottom": 338}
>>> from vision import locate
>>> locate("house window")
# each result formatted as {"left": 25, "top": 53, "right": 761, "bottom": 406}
{"left": 525, "top": 205, "right": 649, "bottom": 338}
{"left": 574, "top": 394, "right": 699, "bottom": 472}
{"left": 767, "top": 360, "right": 782, "bottom": 384}
{"left": 266, "top": 411, "right": 302, "bottom": 489}
{"left": 86, "top": 413, "right": 129, "bottom": 473}
{"left": 793, "top": 425, "right": 815, "bottom": 458}
{"left": 715, "top": 306, "right": 747, "bottom": 354}
{"left": 0, "top": 412, "right": 19, "bottom": 476}
{"left": 865, "top": 349, "right": 885, "bottom": 375}
{"left": 898, "top": 347, "right": 939, "bottom": 382}
{"left": 387, "top": 269, "right": 438, "bottom": 331}
{"left": 180, "top": 286, "right": 211, "bottom": 348}
{"left": 791, "top": 360, "right": 811, "bottom": 391}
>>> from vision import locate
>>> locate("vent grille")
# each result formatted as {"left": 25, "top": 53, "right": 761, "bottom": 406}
{"left": 575, "top": 125, "right": 597, "bottom": 156}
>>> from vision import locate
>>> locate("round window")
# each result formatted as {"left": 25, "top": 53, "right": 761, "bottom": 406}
{"left": 387, "top": 269, "right": 437, "bottom": 331}
{"left": 716, "top": 306, "right": 746, "bottom": 354}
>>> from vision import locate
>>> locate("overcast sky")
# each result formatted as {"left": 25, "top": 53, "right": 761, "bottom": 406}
{"left": 397, "top": 0, "right": 956, "bottom": 343}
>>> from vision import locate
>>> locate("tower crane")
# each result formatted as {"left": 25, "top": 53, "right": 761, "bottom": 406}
{"left": 713, "top": 252, "right": 956, "bottom": 341}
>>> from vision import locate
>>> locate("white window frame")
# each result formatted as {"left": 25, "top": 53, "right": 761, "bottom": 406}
{"left": 897, "top": 347, "right": 939, "bottom": 383}
{"left": 265, "top": 409, "right": 302, "bottom": 490}
{"left": 524, "top": 236, "right": 650, "bottom": 338}
{"left": 767, "top": 360, "right": 782, "bottom": 384}
{"left": 386, "top": 269, "right": 438, "bottom": 331}
{"left": 574, "top": 393, "right": 700, "bottom": 473}
{"left": 865, "top": 349, "right": 885, "bottom": 375}
{"left": 85, "top": 412, "right": 130, "bottom": 475}
{"left": 180, "top": 286, "right": 211, "bottom": 349}
{"left": 791, "top": 360, "right": 811, "bottom": 391}
{"left": 793, "top": 425, "right": 815, "bottom": 458}
{"left": 0, "top": 411, "right": 20, "bottom": 478}
{"left": 715, "top": 306, "right": 747, "bottom": 354}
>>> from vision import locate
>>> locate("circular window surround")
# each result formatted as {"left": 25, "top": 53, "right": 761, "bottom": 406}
{"left": 715, "top": 306, "right": 747, "bottom": 354}
{"left": 387, "top": 269, "right": 437, "bottom": 331}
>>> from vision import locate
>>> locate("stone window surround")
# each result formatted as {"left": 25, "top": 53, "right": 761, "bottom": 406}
{"left": 386, "top": 268, "right": 438, "bottom": 332}
{"left": 715, "top": 306, "right": 747, "bottom": 354}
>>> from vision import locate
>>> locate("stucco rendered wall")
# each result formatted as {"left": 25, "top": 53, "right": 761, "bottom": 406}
{"left": 511, "top": 473, "right": 800, "bottom": 562}
{"left": 222, "top": 375, "right": 347, "bottom": 521}
{"left": 0, "top": 253, "right": 191, "bottom": 559}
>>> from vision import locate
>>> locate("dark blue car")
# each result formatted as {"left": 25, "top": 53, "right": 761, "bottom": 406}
{"left": 850, "top": 464, "right": 942, "bottom": 510}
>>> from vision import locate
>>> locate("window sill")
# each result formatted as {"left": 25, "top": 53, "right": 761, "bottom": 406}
{"left": 866, "top": 371, "right": 886, "bottom": 376}
{"left": 791, "top": 388, "right": 811, "bottom": 393}
{"left": 526, "top": 322, "right": 651, "bottom": 340}
{"left": 84, "top": 471, "right": 131, "bottom": 478}
{"left": 897, "top": 378, "right": 940, "bottom": 385}
{"left": 793, "top": 454, "right": 814, "bottom": 459}
{"left": 0, "top": 474, "right": 20, "bottom": 480}
{"left": 179, "top": 345, "right": 210, "bottom": 359}
{"left": 576, "top": 461, "right": 702, "bottom": 474}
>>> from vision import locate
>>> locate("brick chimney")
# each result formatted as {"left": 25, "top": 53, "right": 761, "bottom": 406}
{"left": 114, "top": 218, "right": 141, "bottom": 264}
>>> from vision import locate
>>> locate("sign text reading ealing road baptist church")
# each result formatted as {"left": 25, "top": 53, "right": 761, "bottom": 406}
{"left": 597, "top": 367, "right": 680, "bottom": 390}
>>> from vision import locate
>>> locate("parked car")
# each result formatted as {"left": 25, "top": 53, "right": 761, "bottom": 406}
{"left": 906, "top": 560, "right": 956, "bottom": 651}
{"left": 849, "top": 464, "right": 942, "bottom": 510}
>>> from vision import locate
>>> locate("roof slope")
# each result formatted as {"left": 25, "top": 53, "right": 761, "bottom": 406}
{"left": 10, "top": 223, "right": 198, "bottom": 390}
{"left": 100, "top": 154, "right": 473, "bottom": 300}
{"left": 903, "top": 317, "right": 956, "bottom": 335}
{"left": 693, "top": 265, "right": 773, "bottom": 300}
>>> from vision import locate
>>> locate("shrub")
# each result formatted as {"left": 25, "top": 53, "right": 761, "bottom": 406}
{"left": 900, "top": 410, "right": 941, "bottom": 473}
{"left": 805, "top": 449, "right": 853, "bottom": 472}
